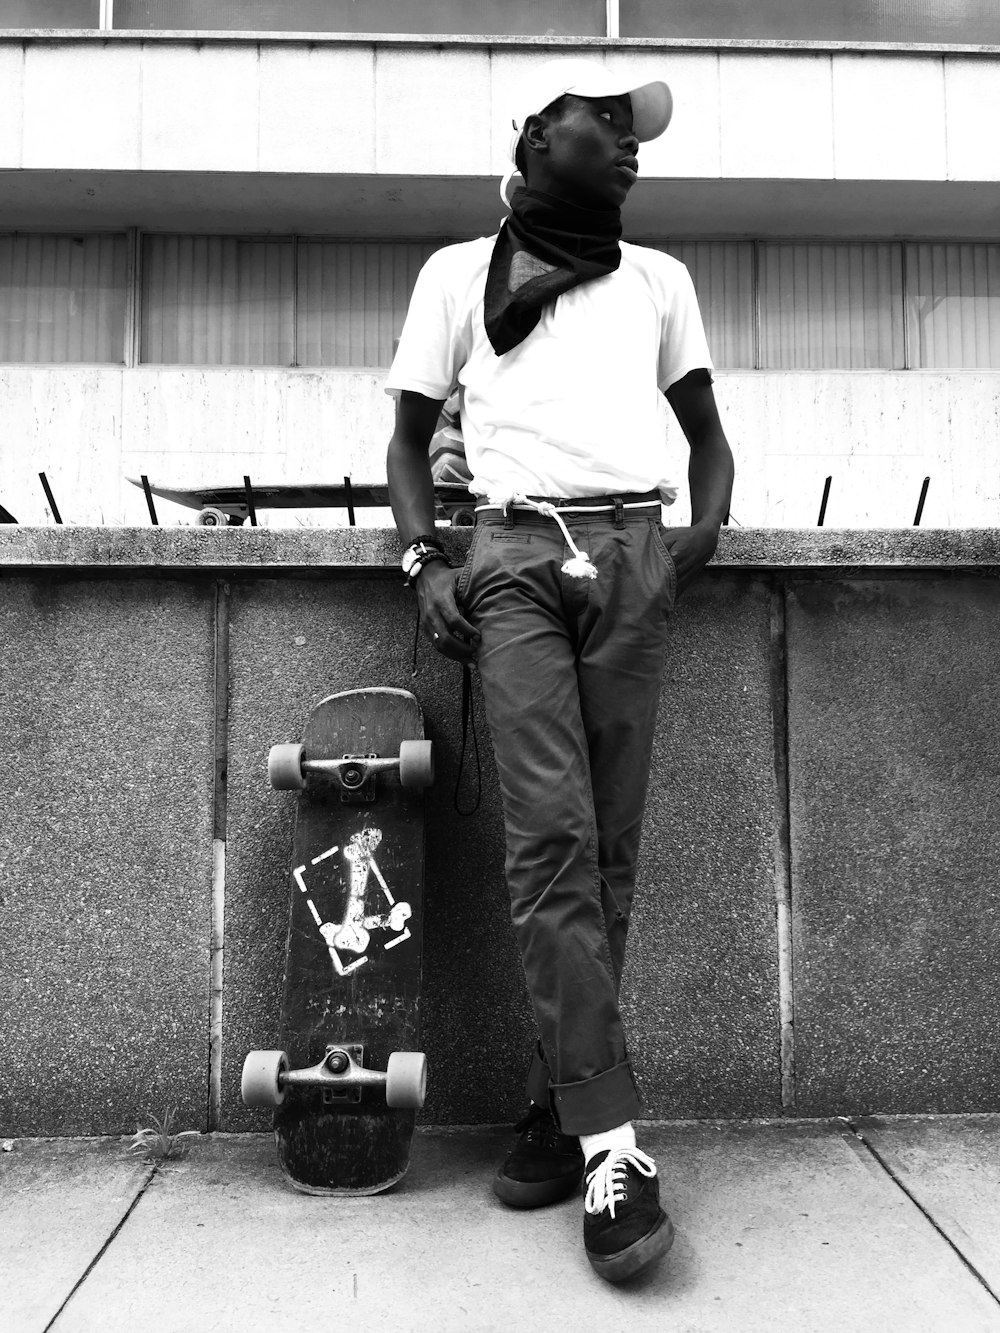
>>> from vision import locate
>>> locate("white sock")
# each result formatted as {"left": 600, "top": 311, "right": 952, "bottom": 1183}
{"left": 580, "top": 1122, "right": 636, "bottom": 1166}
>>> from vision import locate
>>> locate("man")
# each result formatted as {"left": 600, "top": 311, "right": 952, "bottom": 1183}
{"left": 385, "top": 58, "right": 734, "bottom": 1283}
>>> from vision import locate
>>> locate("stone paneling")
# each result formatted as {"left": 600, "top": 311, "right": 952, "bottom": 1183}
{"left": 720, "top": 52, "right": 834, "bottom": 179}
{"left": 140, "top": 42, "right": 260, "bottom": 172}
{"left": 787, "top": 577, "right": 1000, "bottom": 1114}
{"left": 4, "top": 39, "right": 994, "bottom": 187}
{"left": 832, "top": 53, "right": 947, "bottom": 180}
{"left": 258, "top": 44, "right": 376, "bottom": 175}
{"left": 624, "top": 575, "right": 782, "bottom": 1118}
{"left": 22, "top": 40, "right": 141, "bottom": 169}
{"left": 0, "top": 577, "right": 215, "bottom": 1134}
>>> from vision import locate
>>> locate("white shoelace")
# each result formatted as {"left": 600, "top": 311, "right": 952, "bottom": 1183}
{"left": 584, "top": 1147, "right": 658, "bottom": 1218}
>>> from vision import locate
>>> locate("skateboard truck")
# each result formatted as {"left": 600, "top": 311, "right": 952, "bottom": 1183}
{"left": 242, "top": 1046, "right": 427, "bottom": 1111}
{"left": 268, "top": 740, "right": 434, "bottom": 803}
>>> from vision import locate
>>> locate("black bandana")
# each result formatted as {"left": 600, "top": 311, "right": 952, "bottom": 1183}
{"left": 484, "top": 187, "right": 622, "bottom": 355}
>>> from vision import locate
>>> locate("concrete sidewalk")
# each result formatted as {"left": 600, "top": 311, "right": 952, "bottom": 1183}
{"left": 3, "top": 1116, "right": 1000, "bottom": 1332}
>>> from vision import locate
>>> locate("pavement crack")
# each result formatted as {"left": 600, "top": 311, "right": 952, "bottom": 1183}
{"left": 44, "top": 1161, "right": 160, "bottom": 1331}
{"left": 840, "top": 1117, "right": 1000, "bottom": 1309}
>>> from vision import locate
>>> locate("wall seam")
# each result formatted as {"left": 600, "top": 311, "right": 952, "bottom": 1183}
{"left": 770, "top": 578, "right": 796, "bottom": 1110}
{"left": 208, "top": 578, "right": 230, "bottom": 1131}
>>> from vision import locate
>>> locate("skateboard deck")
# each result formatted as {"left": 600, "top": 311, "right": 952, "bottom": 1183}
{"left": 127, "top": 477, "right": 475, "bottom": 527}
{"left": 242, "top": 687, "right": 432, "bottom": 1195}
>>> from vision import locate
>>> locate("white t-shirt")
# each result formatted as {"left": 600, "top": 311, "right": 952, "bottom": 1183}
{"left": 385, "top": 236, "right": 713, "bottom": 505}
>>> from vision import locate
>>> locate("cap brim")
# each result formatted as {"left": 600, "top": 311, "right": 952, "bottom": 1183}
{"left": 628, "top": 80, "right": 673, "bottom": 142}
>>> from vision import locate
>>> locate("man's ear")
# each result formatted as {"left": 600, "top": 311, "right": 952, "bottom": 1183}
{"left": 522, "top": 112, "right": 549, "bottom": 156}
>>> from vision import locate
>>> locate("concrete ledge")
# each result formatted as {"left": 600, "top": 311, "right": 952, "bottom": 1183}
{"left": 1, "top": 526, "right": 999, "bottom": 572}
{"left": 4, "top": 32, "right": 1000, "bottom": 56}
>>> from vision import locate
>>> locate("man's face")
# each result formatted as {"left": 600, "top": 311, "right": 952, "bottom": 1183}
{"left": 529, "top": 93, "right": 639, "bottom": 208}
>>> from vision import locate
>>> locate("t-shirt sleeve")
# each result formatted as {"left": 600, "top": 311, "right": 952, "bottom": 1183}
{"left": 384, "top": 248, "right": 470, "bottom": 402}
{"left": 656, "top": 260, "right": 715, "bottom": 393}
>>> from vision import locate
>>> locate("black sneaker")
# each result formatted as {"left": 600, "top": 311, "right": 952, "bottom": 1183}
{"left": 492, "top": 1104, "right": 585, "bottom": 1209}
{"left": 583, "top": 1147, "right": 674, "bottom": 1282}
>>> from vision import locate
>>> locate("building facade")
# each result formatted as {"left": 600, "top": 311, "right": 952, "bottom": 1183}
{"left": 1, "top": 2, "right": 998, "bottom": 527}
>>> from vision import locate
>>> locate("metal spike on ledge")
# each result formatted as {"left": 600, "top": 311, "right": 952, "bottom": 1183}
{"left": 141, "top": 475, "right": 158, "bottom": 526}
{"left": 243, "top": 475, "right": 258, "bottom": 527}
{"left": 817, "top": 476, "right": 832, "bottom": 527}
{"left": 39, "top": 472, "right": 62, "bottom": 524}
{"left": 914, "top": 476, "right": 930, "bottom": 527}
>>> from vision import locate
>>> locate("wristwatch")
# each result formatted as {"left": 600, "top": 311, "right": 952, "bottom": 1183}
{"left": 401, "top": 536, "right": 448, "bottom": 585}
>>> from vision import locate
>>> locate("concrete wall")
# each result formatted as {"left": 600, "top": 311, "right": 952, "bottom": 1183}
{"left": 1, "top": 526, "right": 998, "bottom": 1136}
{"left": 3, "top": 366, "right": 998, "bottom": 528}
{"left": 1, "top": 37, "right": 998, "bottom": 188}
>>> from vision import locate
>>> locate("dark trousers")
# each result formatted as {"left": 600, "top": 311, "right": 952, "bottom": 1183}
{"left": 458, "top": 495, "right": 677, "bottom": 1135}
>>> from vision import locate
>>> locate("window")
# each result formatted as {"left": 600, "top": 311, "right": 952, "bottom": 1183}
{"left": 297, "top": 242, "right": 437, "bottom": 368}
{"left": 619, "top": 0, "right": 1000, "bottom": 44}
{"left": 111, "top": 0, "right": 604, "bottom": 35}
{"left": 0, "top": 0, "right": 100, "bottom": 26}
{"left": 657, "top": 242, "right": 755, "bottom": 369}
{"left": 0, "top": 233, "right": 127, "bottom": 364}
{"left": 758, "top": 243, "right": 904, "bottom": 370}
{"left": 906, "top": 243, "right": 1000, "bottom": 369}
{"left": 141, "top": 236, "right": 294, "bottom": 366}
{"left": 140, "top": 237, "right": 436, "bottom": 368}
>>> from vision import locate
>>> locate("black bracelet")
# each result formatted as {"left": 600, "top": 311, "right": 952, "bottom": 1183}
{"left": 405, "top": 533, "right": 444, "bottom": 553}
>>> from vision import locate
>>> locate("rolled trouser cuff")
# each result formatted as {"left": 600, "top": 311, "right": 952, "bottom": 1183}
{"left": 550, "top": 1059, "right": 642, "bottom": 1136}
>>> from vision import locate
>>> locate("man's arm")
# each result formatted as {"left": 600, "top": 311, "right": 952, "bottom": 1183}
{"left": 662, "top": 368, "right": 735, "bottom": 591}
{"left": 387, "top": 389, "right": 480, "bottom": 661}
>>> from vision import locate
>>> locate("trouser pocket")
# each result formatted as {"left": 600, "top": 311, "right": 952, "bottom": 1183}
{"left": 454, "top": 523, "right": 485, "bottom": 605}
{"left": 647, "top": 518, "right": 679, "bottom": 603}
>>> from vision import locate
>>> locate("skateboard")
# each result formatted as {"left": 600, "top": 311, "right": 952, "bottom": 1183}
{"left": 127, "top": 477, "right": 476, "bottom": 527}
{"left": 241, "top": 687, "right": 433, "bottom": 1195}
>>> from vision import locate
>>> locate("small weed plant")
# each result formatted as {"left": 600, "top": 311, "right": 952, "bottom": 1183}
{"left": 128, "top": 1107, "right": 200, "bottom": 1163}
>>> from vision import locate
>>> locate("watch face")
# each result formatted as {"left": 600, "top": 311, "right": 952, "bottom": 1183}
{"left": 401, "top": 543, "right": 427, "bottom": 574}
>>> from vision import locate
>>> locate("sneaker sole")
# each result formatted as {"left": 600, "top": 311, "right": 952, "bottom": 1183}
{"left": 586, "top": 1211, "right": 675, "bottom": 1283}
{"left": 492, "top": 1165, "right": 584, "bottom": 1209}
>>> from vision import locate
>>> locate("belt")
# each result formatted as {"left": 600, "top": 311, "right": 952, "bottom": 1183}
{"left": 475, "top": 488, "right": 660, "bottom": 517}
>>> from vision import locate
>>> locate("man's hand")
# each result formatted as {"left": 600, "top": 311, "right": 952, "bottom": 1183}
{"left": 414, "top": 559, "right": 480, "bottom": 662}
{"left": 388, "top": 390, "right": 479, "bottom": 661}
{"left": 660, "top": 519, "right": 721, "bottom": 594}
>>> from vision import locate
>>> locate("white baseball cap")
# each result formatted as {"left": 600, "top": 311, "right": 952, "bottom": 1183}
{"left": 501, "top": 57, "right": 673, "bottom": 205}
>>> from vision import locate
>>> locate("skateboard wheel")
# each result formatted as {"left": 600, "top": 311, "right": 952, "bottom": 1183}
{"left": 268, "top": 743, "right": 305, "bottom": 790}
{"left": 241, "top": 1050, "right": 288, "bottom": 1108}
{"left": 385, "top": 1051, "right": 427, "bottom": 1109}
{"left": 398, "top": 740, "right": 434, "bottom": 790}
{"left": 196, "top": 506, "right": 229, "bottom": 527}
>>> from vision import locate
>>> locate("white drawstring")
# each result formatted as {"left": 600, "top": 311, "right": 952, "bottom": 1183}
{"left": 585, "top": 1147, "right": 658, "bottom": 1219}
{"left": 505, "top": 493, "right": 598, "bottom": 580}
